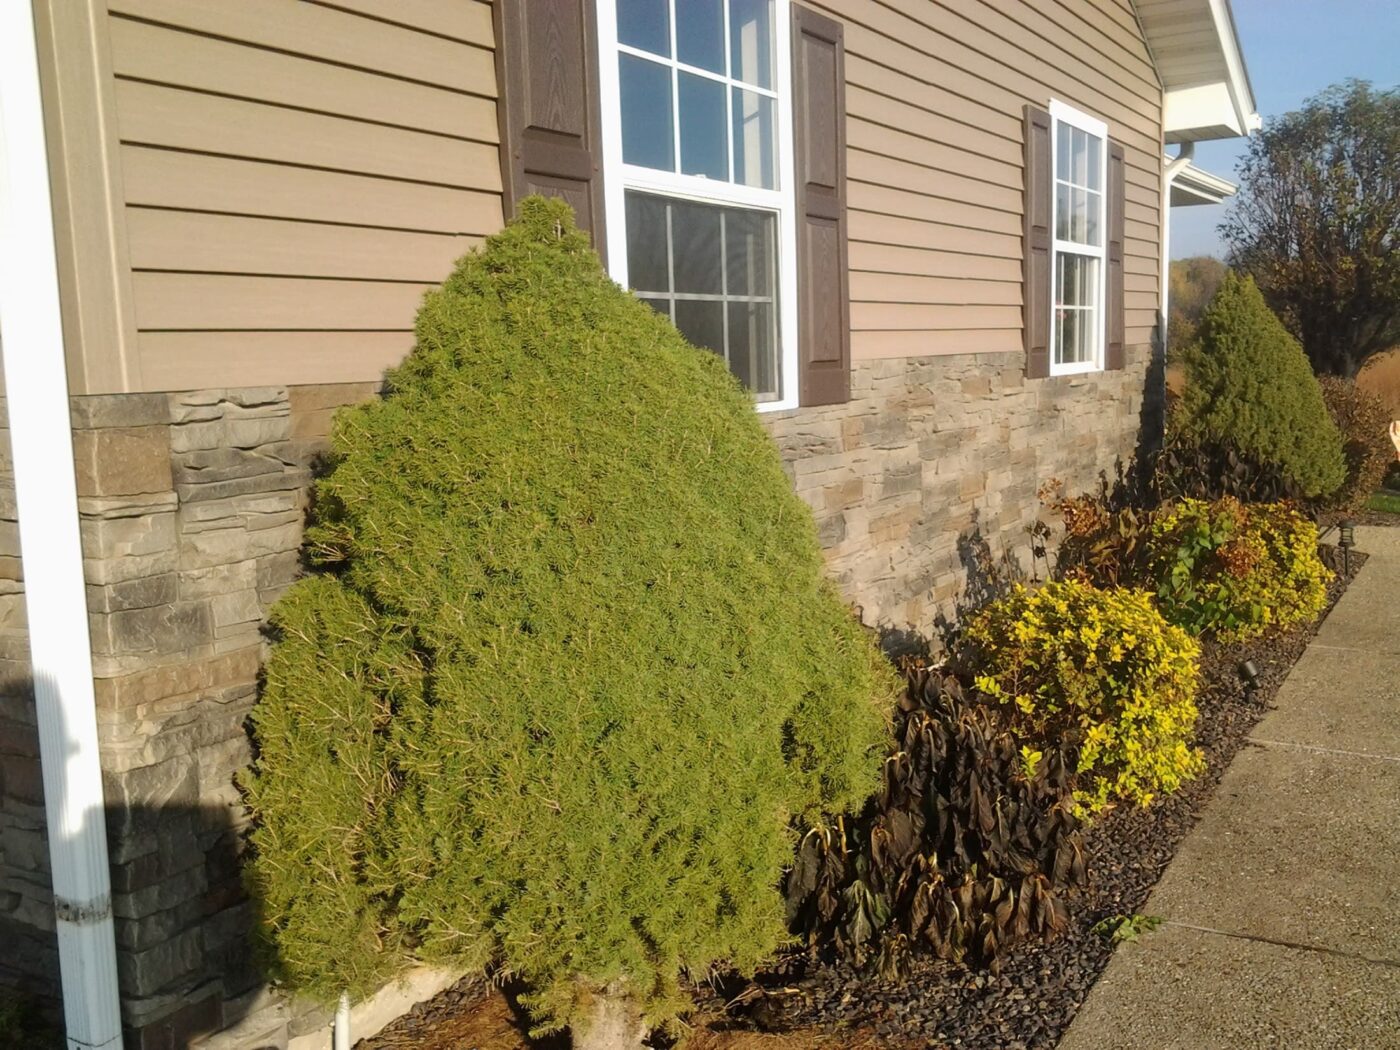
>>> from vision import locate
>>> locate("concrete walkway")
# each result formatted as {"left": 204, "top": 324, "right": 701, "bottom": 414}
{"left": 1060, "top": 526, "right": 1400, "bottom": 1050}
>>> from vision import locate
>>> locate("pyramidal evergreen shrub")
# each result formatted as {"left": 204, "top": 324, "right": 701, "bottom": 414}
{"left": 242, "top": 197, "right": 896, "bottom": 1048}
{"left": 1174, "top": 271, "right": 1346, "bottom": 498}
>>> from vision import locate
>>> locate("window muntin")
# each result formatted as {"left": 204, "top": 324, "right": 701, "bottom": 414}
{"left": 1055, "top": 253, "right": 1098, "bottom": 367}
{"left": 616, "top": 0, "right": 778, "bottom": 188}
{"left": 1049, "top": 101, "right": 1107, "bottom": 375}
{"left": 627, "top": 193, "right": 780, "bottom": 401}
{"left": 1055, "top": 121, "right": 1103, "bottom": 246}
{"left": 600, "top": 0, "right": 798, "bottom": 409}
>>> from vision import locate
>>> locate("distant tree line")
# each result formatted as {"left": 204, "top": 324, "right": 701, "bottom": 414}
{"left": 1169, "top": 256, "right": 1228, "bottom": 350}
{"left": 1223, "top": 80, "right": 1400, "bottom": 379}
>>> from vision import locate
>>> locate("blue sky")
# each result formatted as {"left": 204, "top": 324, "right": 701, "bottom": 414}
{"left": 1170, "top": 0, "right": 1400, "bottom": 260}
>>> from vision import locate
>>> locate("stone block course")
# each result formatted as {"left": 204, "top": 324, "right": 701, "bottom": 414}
{"left": 73, "top": 427, "right": 174, "bottom": 498}
{"left": 86, "top": 573, "right": 180, "bottom": 615}
{"left": 93, "top": 601, "right": 215, "bottom": 660}
{"left": 179, "top": 561, "right": 259, "bottom": 602}
{"left": 70, "top": 393, "right": 170, "bottom": 431}
{"left": 116, "top": 918, "right": 204, "bottom": 1008}
{"left": 3, "top": 387, "right": 328, "bottom": 1040}
{"left": 180, "top": 520, "right": 303, "bottom": 571}
{"left": 766, "top": 349, "right": 1153, "bottom": 636}
{"left": 208, "top": 590, "right": 262, "bottom": 630}
{"left": 0, "top": 555, "right": 22, "bottom": 585}
{"left": 81, "top": 507, "right": 178, "bottom": 563}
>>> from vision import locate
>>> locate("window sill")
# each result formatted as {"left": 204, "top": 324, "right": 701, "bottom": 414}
{"left": 756, "top": 395, "right": 799, "bottom": 414}
{"left": 1048, "top": 361, "right": 1104, "bottom": 378}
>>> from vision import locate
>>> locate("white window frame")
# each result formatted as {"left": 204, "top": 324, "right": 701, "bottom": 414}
{"left": 596, "top": 0, "right": 801, "bottom": 411}
{"left": 1048, "top": 99, "right": 1108, "bottom": 377}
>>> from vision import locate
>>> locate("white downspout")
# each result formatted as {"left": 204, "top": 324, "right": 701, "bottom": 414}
{"left": 1160, "top": 141, "right": 1196, "bottom": 337}
{"left": 333, "top": 992, "right": 352, "bottom": 1050}
{"left": 0, "top": 4, "right": 124, "bottom": 1050}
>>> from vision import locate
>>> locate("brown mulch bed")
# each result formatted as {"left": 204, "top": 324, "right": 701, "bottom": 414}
{"left": 359, "top": 547, "right": 1367, "bottom": 1050}
{"left": 354, "top": 979, "right": 900, "bottom": 1050}
{"left": 1318, "top": 506, "right": 1399, "bottom": 529}
{"left": 1351, "top": 509, "right": 1400, "bottom": 526}
{"left": 355, "top": 982, "right": 556, "bottom": 1050}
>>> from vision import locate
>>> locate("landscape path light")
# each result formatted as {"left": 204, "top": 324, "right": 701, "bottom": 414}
{"left": 1338, "top": 519, "right": 1356, "bottom": 576}
{"left": 1238, "top": 659, "right": 1261, "bottom": 696}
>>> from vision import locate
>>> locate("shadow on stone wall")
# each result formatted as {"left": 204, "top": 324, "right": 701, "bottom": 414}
{"left": 1127, "top": 326, "right": 1170, "bottom": 500}
{"left": 0, "top": 672, "right": 284, "bottom": 1050}
{"left": 878, "top": 510, "right": 1031, "bottom": 661}
{"left": 0, "top": 673, "right": 61, "bottom": 1029}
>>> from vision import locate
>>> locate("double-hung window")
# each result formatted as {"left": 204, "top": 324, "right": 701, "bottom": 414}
{"left": 597, "top": 0, "right": 799, "bottom": 409}
{"left": 1048, "top": 100, "right": 1107, "bottom": 375}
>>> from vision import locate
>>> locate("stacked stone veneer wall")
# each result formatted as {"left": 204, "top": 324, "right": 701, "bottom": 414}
{"left": 0, "top": 348, "right": 1155, "bottom": 1048}
{"left": 0, "top": 383, "right": 375, "bottom": 1049}
{"left": 768, "top": 350, "right": 1155, "bottom": 640}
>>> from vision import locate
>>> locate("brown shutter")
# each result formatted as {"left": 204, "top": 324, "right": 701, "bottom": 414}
{"left": 1022, "top": 104, "right": 1052, "bottom": 379}
{"left": 792, "top": 5, "right": 850, "bottom": 406}
{"left": 1105, "top": 140, "right": 1126, "bottom": 370}
{"left": 494, "top": 0, "right": 607, "bottom": 259}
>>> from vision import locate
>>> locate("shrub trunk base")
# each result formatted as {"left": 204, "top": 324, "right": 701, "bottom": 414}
{"left": 573, "top": 985, "right": 646, "bottom": 1050}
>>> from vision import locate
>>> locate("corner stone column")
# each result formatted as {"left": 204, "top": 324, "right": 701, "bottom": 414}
{"left": 73, "top": 388, "right": 311, "bottom": 1048}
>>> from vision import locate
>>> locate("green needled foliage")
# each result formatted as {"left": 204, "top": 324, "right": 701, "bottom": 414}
{"left": 242, "top": 197, "right": 895, "bottom": 1036}
{"left": 1174, "top": 272, "right": 1346, "bottom": 499}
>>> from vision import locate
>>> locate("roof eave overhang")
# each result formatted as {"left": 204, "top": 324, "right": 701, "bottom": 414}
{"left": 1141, "top": 0, "right": 1262, "bottom": 143}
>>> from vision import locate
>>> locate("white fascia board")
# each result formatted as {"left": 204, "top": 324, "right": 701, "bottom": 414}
{"left": 1153, "top": 0, "right": 1261, "bottom": 142}
{"left": 1210, "top": 0, "right": 1262, "bottom": 135}
{"left": 1159, "top": 156, "right": 1237, "bottom": 205}
{"left": 1166, "top": 158, "right": 1238, "bottom": 206}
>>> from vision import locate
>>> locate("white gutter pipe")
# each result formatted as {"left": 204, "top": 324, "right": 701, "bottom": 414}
{"left": 1160, "top": 141, "right": 1196, "bottom": 340}
{"left": 333, "top": 992, "right": 352, "bottom": 1050}
{"left": 0, "top": 4, "right": 123, "bottom": 1049}
{"left": 1164, "top": 141, "right": 1197, "bottom": 185}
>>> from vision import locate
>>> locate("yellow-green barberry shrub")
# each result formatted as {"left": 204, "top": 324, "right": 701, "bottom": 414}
{"left": 1147, "top": 497, "right": 1331, "bottom": 641}
{"left": 964, "top": 580, "right": 1203, "bottom": 815}
{"left": 241, "top": 198, "right": 897, "bottom": 1043}
{"left": 1174, "top": 272, "right": 1346, "bottom": 499}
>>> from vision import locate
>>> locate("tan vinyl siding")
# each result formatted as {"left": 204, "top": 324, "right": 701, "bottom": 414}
{"left": 58, "top": 0, "right": 1162, "bottom": 390}
{"left": 812, "top": 0, "right": 1162, "bottom": 361}
{"left": 102, "top": 0, "right": 503, "bottom": 391}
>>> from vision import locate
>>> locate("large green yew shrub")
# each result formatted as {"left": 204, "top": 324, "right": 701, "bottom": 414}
{"left": 242, "top": 198, "right": 895, "bottom": 1047}
{"left": 1174, "top": 272, "right": 1346, "bottom": 498}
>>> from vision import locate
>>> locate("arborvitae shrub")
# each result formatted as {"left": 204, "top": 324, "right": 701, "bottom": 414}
{"left": 1146, "top": 497, "right": 1331, "bottom": 640}
{"left": 964, "top": 580, "right": 1203, "bottom": 815}
{"left": 241, "top": 577, "right": 419, "bottom": 1000}
{"left": 1318, "top": 376, "right": 1395, "bottom": 513}
{"left": 1174, "top": 272, "right": 1346, "bottom": 498}
{"left": 242, "top": 198, "right": 895, "bottom": 1045}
